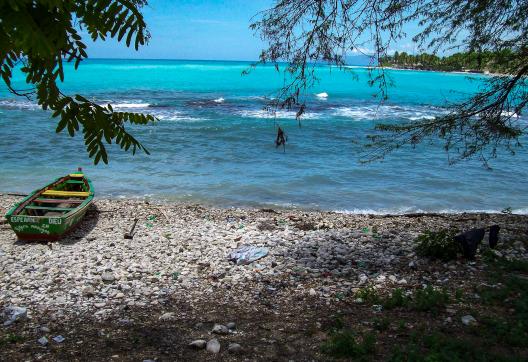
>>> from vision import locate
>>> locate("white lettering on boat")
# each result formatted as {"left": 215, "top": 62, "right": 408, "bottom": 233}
{"left": 48, "top": 218, "right": 62, "bottom": 225}
{"left": 11, "top": 216, "right": 38, "bottom": 223}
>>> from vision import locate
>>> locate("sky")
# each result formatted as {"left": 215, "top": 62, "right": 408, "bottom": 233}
{"left": 85, "top": 0, "right": 420, "bottom": 61}
{"left": 86, "top": 0, "right": 271, "bottom": 60}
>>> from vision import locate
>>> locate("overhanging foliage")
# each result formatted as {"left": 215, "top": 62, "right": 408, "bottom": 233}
{"left": 0, "top": 0, "right": 155, "bottom": 164}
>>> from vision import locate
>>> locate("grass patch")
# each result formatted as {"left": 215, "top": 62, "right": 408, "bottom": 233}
{"left": 475, "top": 260, "right": 528, "bottom": 349}
{"left": 373, "top": 317, "right": 391, "bottom": 332}
{"left": 355, "top": 285, "right": 381, "bottom": 305}
{"left": 415, "top": 230, "right": 459, "bottom": 261}
{"left": 382, "top": 288, "right": 410, "bottom": 310}
{"left": 321, "top": 329, "right": 376, "bottom": 360}
{"left": 0, "top": 333, "right": 24, "bottom": 345}
{"left": 413, "top": 285, "right": 450, "bottom": 312}
{"left": 390, "top": 332, "right": 518, "bottom": 362}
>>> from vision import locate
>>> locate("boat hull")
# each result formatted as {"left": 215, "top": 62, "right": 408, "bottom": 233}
{"left": 4, "top": 173, "right": 94, "bottom": 241}
{"left": 6, "top": 201, "right": 92, "bottom": 241}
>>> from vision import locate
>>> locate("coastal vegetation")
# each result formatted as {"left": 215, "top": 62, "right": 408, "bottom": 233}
{"left": 0, "top": 0, "right": 154, "bottom": 164}
{"left": 380, "top": 50, "right": 517, "bottom": 74}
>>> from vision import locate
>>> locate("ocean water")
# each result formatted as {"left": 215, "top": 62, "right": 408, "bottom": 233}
{"left": 0, "top": 59, "right": 526, "bottom": 214}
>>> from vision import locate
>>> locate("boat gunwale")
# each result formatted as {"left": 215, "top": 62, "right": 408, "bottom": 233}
{"left": 5, "top": 175, "right": 94, "bottom": 220}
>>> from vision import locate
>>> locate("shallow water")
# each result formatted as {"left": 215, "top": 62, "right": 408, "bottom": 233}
{"left": 0, "top": 59, "right": 526, "bottom": 213}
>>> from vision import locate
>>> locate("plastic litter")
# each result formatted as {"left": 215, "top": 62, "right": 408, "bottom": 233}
{"left": 3, "top": 306, "right": 27, "bottom": 326}
{"left": 228, "top": 245, "right": 269, "bottom": 265}
{"left": 38, "top": 336, "right": 49, "bottom": 346}
{"left": 53, "top": 335, "right": 65, "bottom": 343}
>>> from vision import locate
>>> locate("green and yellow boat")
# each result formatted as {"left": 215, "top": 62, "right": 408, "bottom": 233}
{"left": 5, "top": 171, "right": 94, "bottom": 241}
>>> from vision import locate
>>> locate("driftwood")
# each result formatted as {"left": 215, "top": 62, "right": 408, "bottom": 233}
{"left": 124, "top": 218, "right": 138, "bottom": 239}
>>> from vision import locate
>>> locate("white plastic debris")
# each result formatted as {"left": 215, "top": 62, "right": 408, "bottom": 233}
{"left": 38, "top": 336, "right": 49, "bottom": 346}
{"left": 3, "top": 306, "right": 27, "bottom": 326}
{"left": 53, "top": 335, "right": 65, "bottom": 343}
{"left": 461, "top": 315, "right": 477, "bottom": 326}
{"left": 228, "top": 245, "right": 269, "bottom": 265}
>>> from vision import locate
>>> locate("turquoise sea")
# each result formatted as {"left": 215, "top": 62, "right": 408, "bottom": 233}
{"left": 0, "top": 59, "right": 526, "bottom": 213}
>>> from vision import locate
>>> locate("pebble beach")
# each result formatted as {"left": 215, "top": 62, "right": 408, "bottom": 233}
{"left": 1, "top": 194, "right": 527, "bottom": 360}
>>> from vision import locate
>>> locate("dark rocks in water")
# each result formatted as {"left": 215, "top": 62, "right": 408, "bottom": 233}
{"left": 454, "top": 228, "right": 485, "bottom": 259}
{"left": 489, "top": 225, "right": 500, "bottom": 249}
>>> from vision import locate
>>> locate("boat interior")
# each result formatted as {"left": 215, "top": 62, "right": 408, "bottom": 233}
{"left": 16, "top": 174, "right": 91, "bottom": 217}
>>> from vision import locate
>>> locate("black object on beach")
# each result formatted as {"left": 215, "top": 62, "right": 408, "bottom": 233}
{"left": 489, "top": 224, "right": 501, "bottom": 249}
{"left": 275, "top": 126, "right": 286, "bottom": 151}
{"left": 124, "top": 218, "right": 138, "bottom": 240}
{"left": 454, "top": 228, "right": 485, "bottom": 259}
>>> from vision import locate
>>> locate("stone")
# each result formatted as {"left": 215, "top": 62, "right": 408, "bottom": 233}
{"left": 40, "top": 326, "right": 50, "bottom": 333}
{"left": 309, "top": 288, "right": 317, "bottom": 296}
{"left": 38, "top": 336, "right": 49, "bottom": 346}
{"left": 82, "top": 286, "right": 95, "bottom": 297}
{"left": 228, "top": 343, "right": 242, "bottom": 353}
{"left": 408, "top": 261, "right": 417, "bottom": 269}
{"left": 358, "top": 274, "right": 368, "bottom": 284}
{"left": 376, "top": 275, "right": 386, "bottom": 283}
{"left": 206, "top": 338, "right": 221, "bottom": 353}
{"left": 227, "top": 322, "right": 236, "bottom": 330}
{"left": 101, "top": 272, "right": 115, "bottom": 283}
{"left": 189, "top": 339, "right": 207, "bottom": 349}
{"left": 159, "top": 312, "right": 175, "bottom": 321}
{"left": 212, "top": 324, "right": 229, "bottom": 334}
{"left": 461, "top": 315, "right": 477, "bottom": 326}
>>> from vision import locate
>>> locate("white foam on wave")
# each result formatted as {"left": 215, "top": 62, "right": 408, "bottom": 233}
{"left": 336, "top": 207, "right": 528, "bottom": 215}
{"left": 154, "top": 110, "right": 208, "bottom": 122}
{"left": 112, "top": 102, "right": 150, "bottom": 109}
{"left": 0, "top": 99, "right": 40, "bottom": 110}
{"left": 315, "top": 92, "right": 328, "bottom": 99}
{"left": 239, "top": 109, "right": 319, "bottom": 120}
{"left": 332, "top": 104, "right": 447, "bottom": 121}
{"left": 213, "top": 97, "right": 225, "bottom": 103}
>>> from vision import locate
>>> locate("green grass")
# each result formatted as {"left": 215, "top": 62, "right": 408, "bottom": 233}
{"left": 373, "top": 317, "right": 391, "bottom": 332}
{"left": 355, "top": 285, "right": 381, "bottom": 305}
{"left": 0, "top": 333, "right": 24, "bottom": 346}
{"left": 331, "top": 256, "right": 528, "bottom": 360}
{"left": 415, "top": 229, "right": 460, "bottom": 261}
{"left": 321, "top": 329, "right": 376, "bottom": 360}
{"left": 390, "top": 332, "right": 520, "bottom": 362}
{"left": 356, "top": 285, "right": 448, "bottom": 312}
{"left": 413, "top": 285, "right": 450, "bottom": 312}
{"left": 382, "top": 288, "right": 410, "bottom": 310}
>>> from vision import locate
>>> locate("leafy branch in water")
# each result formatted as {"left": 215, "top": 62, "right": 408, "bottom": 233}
{"left": 0, "top": 0, "right": 155, "bottom": 164}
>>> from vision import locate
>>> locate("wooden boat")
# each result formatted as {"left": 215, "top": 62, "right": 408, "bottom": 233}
{"left": 4, "top": 171, "right": 94, "bottom": 241}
